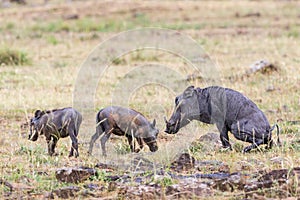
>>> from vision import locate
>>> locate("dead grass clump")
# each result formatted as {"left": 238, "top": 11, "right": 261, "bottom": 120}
{"left": 0, "top": 48, "right": 31, "bottom": 66}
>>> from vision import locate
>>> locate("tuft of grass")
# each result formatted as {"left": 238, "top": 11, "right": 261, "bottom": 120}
{"left": 31, "top": 20, "right": 70, "bottom": 33}
{"left": 52, "top": 61, "right": 67, "bottom": 68}
{"left": 157, "top": 177, "right": 175, "bottom": 187}
{"left": 31, "top": 18, "right": 128, "bottom": 33}
{"left": 189, "top": 142, "right": 204, "bottom": 154}
{"left": 112, "top": 57, "right": 127, "bottom": 65}
{"left": 162, "top": 23, "right": 205, "bottom": 30}
{"left": 114, "top": 141, "right": 131, "bottom": 155}
{"left": 46, "top": 35, "right": 59, "bottom": 45}
{"left": 232, "top": 142, "right": 245, "bottom": 152}
{"left": 129, "top": 50, "right": 160, "bottom": 62}
{"left": 0, "top": 48, "right": 31, "bottom": 66}
{"left": 5, "top": 22, "right": 15, "bottom": 30}
{"left": 287, "top": 27, "right": 299, "bottom": 38}
{"left": 29, "top": 15, "right": 151, "bottom": 34}
{"left": 90, "top": 170, "right": 111, "bottom": 182}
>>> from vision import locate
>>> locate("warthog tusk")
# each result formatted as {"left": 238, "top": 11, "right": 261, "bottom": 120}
{"left": 164, "top": 116, "right": 168, "bottom": 124}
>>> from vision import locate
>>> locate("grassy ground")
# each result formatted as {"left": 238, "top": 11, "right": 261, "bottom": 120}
{"left": 0, "top": 0, "right": 300, "bottom": 199}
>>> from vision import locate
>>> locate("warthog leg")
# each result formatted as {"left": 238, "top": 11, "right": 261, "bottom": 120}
{"left": 69, "top": 130, "right": 79, "bottom": 157}
{"left": 126, "top": 135, "right": 143, "bottom": 153}
{"left": 88, "top": 124, "right": 104, "bottom": 155}
{"left": 100, "top": 132, "right": 111, "bottom": 157}
{"left": 231, "top": 120, "right": 271, "bottom": 153}
{"left": 126, "top": 134, "right": 135, "bottom": 152}
{"left": 217, "top": 124, "right": 232, "bottom": 150}
{"left": 137, "top": 137, "right": 143, "bottom": 150}
{"left": 243, "top": 139, "right": 264, "bottom": 153}
{"left": 47, "top": 137, "right": 58, "bottom": 156}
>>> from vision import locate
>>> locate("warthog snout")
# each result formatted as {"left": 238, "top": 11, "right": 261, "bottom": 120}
{"left": 164, "top": 116, "right": 179, "bottom": 134}
{"left": 143, "top": 136, "right": 159, "bottom": 152}
{"left": 149, "top": 143, "right": 158, "bottom": 152}
{"left": 28, "top": 119, "right": 38, "bottom": 141}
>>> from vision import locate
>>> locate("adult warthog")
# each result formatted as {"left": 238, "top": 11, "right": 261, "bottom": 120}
{"left": 88, "top": 106, "right": 159, "bottom": 156}
{"left": 165, "top": 86, "right": 280, "bottom": 153}
{"left": 29, "top": 107, "right": 82, "bottom": 157}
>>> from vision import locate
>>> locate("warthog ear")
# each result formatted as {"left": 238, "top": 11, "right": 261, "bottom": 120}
{"left": 152, "top": 119, "right": 156, "bottom": 127}
{"left": 34, "top": 110, "right": 42, "bottom": 118}
{"left": 183, "top": 85, "right": 195, "bottom": 98}
{"left": 34, "top": 110, "right": 45, "bottom": 118}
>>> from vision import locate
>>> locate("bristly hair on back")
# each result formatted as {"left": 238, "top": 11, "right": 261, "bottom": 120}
{"left": 44, "top": 107, "right": 72, "bottom": 114}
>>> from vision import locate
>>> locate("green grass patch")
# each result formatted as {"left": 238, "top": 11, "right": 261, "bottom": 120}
{"left": 156, "top": 177, "right": 176, "bottom": 187}
{"left": 189, "top": 142, "right": 205, "bottom": 154}
{"left": 162, "top": 23, "right": 205, "bottom": 30}
{"left": 0, "top": 48, "right": 31, "bottom": 66}
{"left": 46, "top": 35, "right": 59, "bottom": 45}
{"left": 287, "top": 27, "right": 299, "bottom": 38}
{"left": 29, "top": 15, "right": 207, "bottom": 34}
{"left": 5, "top": 22, "right": 15, "bottom": 30}
{"left": 31, "top": 20, "right": 70, "bottom": 33}
{"left": 114, "top": 140, "right": 131, "bottom": 155}
{"left": 90, "top": 170, "right": 111, "bottom": 182}
{"left": 0, "top": 22, "right": 15, "bottom": 32}
{"left": 112, "top": 57, "right": 127, "bottom": 65}
{"left": 30, "top": 16, "right": 148, "bottom": 33}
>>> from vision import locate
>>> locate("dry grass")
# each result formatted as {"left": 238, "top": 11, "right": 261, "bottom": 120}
{"left": 0, "top": 0, "right": 300, "bottom": 199}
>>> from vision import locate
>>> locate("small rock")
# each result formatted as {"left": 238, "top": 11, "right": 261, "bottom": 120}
{"left": 270, "top": 156, "right": 285, "bottom": 164}
{"left": 108, "top": 181, "right": 117, "bottom": 192}
{"left": 196, "top": 160, "right": 229, "bottom": 173}
{"left": 95, "top": 162, "right": 116, "bottom": 172}
{"left": 245, "top": 167, "right": 300, "bottom": 196}
{"left": 258, "top": 169, "right": 289, "bottom": 182}
{"left": 199, "top": 132, "right": 220, "bottom": 143}
{"left": 247, "top": 60, "right": 279, "bottom": 75}
{"left": 165, "top": 184, "right": 180, "bottom": 196}
{"left": 55, "top": 167, "right": 97, "bottom": 183}
{"left": 52, "top": 186, "right": 80, "bottom": 199}
{"left": 84, "top": 183, "right": 104, "bottom": 191}
{"left": 63, "top": 14, "right": 79, "bottom": 20}
{"left": 37, "top": 171, "right": 48, "bottom": 176}
{"left": 212, "top": 173, "right": 247, "bottom": 192}
{"left": 170, "top": 153, "right": 195, "bottom": 172}
{"left": 190, "top": 183, "right": 212, "bottom": 196}
{"left": 266, "top": 85, "right": 276, "bottom": 92}
{"left": 193, "top": 132, "right": 222, "bottom": 152}
{"left": 43, "top": 192, "right": 54, "bottom": 199}
{"left": 79, "top": 189, "right": 96, "bottom": 198}
{"left": 166, "top": 180, "right": 212, "bottom": 198}
{"left": 243, "top": 12, "right": 261, "bottom": 18}
{"left": 106, "top": 175, "right": 125, "bottom": 181}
